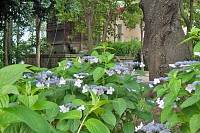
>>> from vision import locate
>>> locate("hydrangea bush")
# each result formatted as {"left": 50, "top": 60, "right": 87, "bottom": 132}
{"left": 0, "top": 45, "right": 153, "bottom": 133}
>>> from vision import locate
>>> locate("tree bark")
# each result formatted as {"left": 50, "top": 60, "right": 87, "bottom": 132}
{"left": 139, "top": 0, "right": 191, "bottom": 80}
{"left": 102, "top": 6, "right": 114, "bottom": 42}
{"left": 82, "top": 0, "right": 95, "bottom": 54}
{"left": 36, "top": 17, "right": 42, "bottom": 67}
{"left": 3, "top": 20, "right": 12, "bottom": 66}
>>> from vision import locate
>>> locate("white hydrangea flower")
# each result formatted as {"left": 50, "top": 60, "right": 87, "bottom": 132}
{"left": 115, "top": 69, "right": 121, "bottom": 74}
{"left": 59, "top": 77, "right": 66, "bottom": 85}
{"left": 106, "top": 87, "right": 115, "bottom": 95}
{"left": 59, "top": 105, "right": 69, "bottom": 113}
{"left": 74, "top": 74, "right": 84, "bottom": 79}
{"left": 185, "top": 84, "right": 195, "bottom": 93}
{"left": 153, "top": 78, "right": 160, "bottom": 85}
{"left": 89, "top": 57, "right": 98, "bottom": 64}
{"left": 78, "top": 57, "right": 83, "bottom": 63}
{"left": 36, "top": 82, "right": 45, "bottom": 89}
{"left": 82, "top": 84, "right": 89, "bottom": 93}
{"left": 156, "top": 98, "right": 164, "bottom": 109}
{"left": 105, "top": 69, "right": 115, "bottom": 76}
{"left": 149, "top": 84, "right": 154, "bottom": 88}
{"left": 74, "top": 79, "right": 83, "bottom": 87}
{"left": 186, "top": 69, "right": 192, "bottom": 73}
{"left": 140, "top": 62, "right": 145, "bottom": 67}
{"left": 169, "top": 64, "right": 176, "bottom": 68}
{"left": 76, "top": 105, "right": 85, "bottom": 111}
{"left": 135, "top": 122, "right": 143, "bottom": 132}
{"left": 92, "top": 89, "right": 98, "bottom": 95}
{"left": 194, "top": 52, "right": 200, "bottom": 57}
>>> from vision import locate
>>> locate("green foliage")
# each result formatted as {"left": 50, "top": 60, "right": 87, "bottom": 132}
{"left": 108, "top": 38, "right": 141, "bottom": 58}
{"left": 154, "top": 27, "right": 200, "bottom": 132}
{"left": 0, "top": 48, "right": 152, "bottom": 133}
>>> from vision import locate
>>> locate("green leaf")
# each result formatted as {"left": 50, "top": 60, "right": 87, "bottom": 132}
{"left": 0, "top": 85, "right": 19, "bottom": 95}
{"left": 0, "top": 111, "right": 21, "bottom": 125}
{"left": 122, "top": 122, "right": 134, "bottom": 133}
{"left": 4, "top": 122, "right": 36, "bottom": 133}
{"left": 91, "top": 50, "right": 99, "bottom": 56}
{"left": 31, "top": 100, "right": 59, "bottom": 110}
{"left": 85, "top": 118, "right": 110, "bottom": 133}
{"left": 93, "top": 67, "right": 105, "bottom": 83}
{"left": 180, "top": 95, "right": 200, "bottom": 108}
{"left": 72, "top": 99, "right": 86, "bottom": 107}
{"left": 168, "top": 112, "right": 178, "bottom": 128}
{"left": 57, "top": 110, "right": 82, "bottom": 120}
{"left": 45, "top": 108, "right": 59, "bottom": 122}
{"left": 112, "top": 98, "right": 127, "bottom": 116}
{"left": 67, "top": 119, "right": 80, "bottom": 133}
{"left": 3, "top": 105, "right": 56, "bottom": 133}
{"left": 56, "top": 120, "right": 69, "bottom": 131}
{"left": 105, "top": 63, "right": 116, "bottom": 68}
{"left": 164, "top": 92, "right": 176, "bottom": 107}
{"left": 194, "top": 41, "right": 200, "bottom": 52}
{"left": 190, "top": 114, "right": 200, "bottom": 133}
{"left": 0, "top": 94, "right": 9, "bottom": 108}
{"left": 95, "top": 100, "right": 113, "bottom": 110}
{"left": 63, "top": 94, "right": 76, "bottom": 104}
{"left": 18, "top": 95, "right": 38, "bottom": 108}
{"left": 93, "top": 67, "right": 105, "bottom": 82}
{"left": 161, "top": 106, "right": 172, "bottom": 123}
{"left": 100, "top": 109, "right": 116, "bottom": 126}
{"left": 136, "top": 111, "right": 153, "bottom": 121}
{"left": 169, "top": 79, "right": 181, "bottom": 96}
{"left": 88, "top": 89, "right": 99, "bottom": 105}
{"left": 0, "top": 64, "right": 32, "bottom": 88}
{"left": 107, "top": 54, "right": 114, "bottom": 62}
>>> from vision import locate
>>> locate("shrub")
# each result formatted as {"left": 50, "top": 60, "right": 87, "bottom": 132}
{"left": 0, "top": 45, "right": 153, "bottom": 133}
{"left": 108, "top": 38, "right": 141, "bottom": 58}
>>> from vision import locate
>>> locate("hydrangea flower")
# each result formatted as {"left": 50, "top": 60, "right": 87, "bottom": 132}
{"left": 80, "top": 56, "right": 99, "bottom": 64}
{"left": 82, "top": 85, "right": 115, "bottom": 96}
{"left": 156, "top": 98, "right": 165, "bottom": 109}
{"left": 76, "top": 105, "right": 85, "bottom": 111}
{"left": 74, "top": 79, "right": 83, "bottom": 87}
{"left": 137, "top": 120, "right": 170, "bottom": 132}
{"left": 153, "top": 78, "right": 160, "bottom": 85}
{"left": 36, "top": 82, "right": 45, "bottom": 89}
{"left": 169, "top": 64, "right": 176, "bottom": 68}
{"left": 59, "top": 77, "right": 66, "bottom": 85}
{"left": 73, "top": 73, "right": 90, "bottom": 79}
{"left": 139, "top": 62, "right": 145, "bottom": 67}
{"left": 82, "top": 84, "right": 89, "bottom": 93}
{"left": 106, "top": 87, "right": 115, "bottom": 94}
{"left": 185, "top": 84, "right": 195, "bottom": 93}
{"left": 59, "top": 105, "right": 69, "bottom": 113}
{"left": 104, "top": 69, "right": 115, "bottom": 76}
{"left": 135, "top": 122, "right": 143, "bottom": 132}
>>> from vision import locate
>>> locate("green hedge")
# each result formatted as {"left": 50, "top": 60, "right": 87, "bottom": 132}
{"left": 108, "top": 38, "right": 141, "bottom": 58}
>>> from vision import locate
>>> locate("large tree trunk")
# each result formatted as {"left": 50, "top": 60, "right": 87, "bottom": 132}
{"left": 36, "top": 17, "right": 42, "bottom": 67}
{"left": 139, "top": 0, "right": 191, "bottom": 80}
